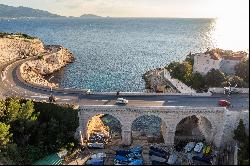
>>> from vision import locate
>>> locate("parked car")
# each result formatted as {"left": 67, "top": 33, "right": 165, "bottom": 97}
{"left": 184, "top": 142, "right": 196, "bottom": 153}
{"left": 167, "top": 154, "right": 177, "bottom": 165}
{"left": 87, "top": 142, "right": 105, "bottom": 149}
{"left": 194, "top": 142, "right": 204, "bottom": 153}
{"left": 116, "top": 98, "right": 128, "bottom": 104}
{"left": 218, "top": 99, "right": 230, "bottom": 107}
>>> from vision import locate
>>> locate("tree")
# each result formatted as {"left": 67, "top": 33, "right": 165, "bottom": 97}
{"left": 166, "top": 61, "right": 193, "bottom": 85}
{"left": 0, "top": 122, "right": 12, "bottom": 149}
{"left": 190, "top": 72, "right": 206, "bottom": 90}
{"left": 222, "top": 76, "right": 248, "bottom": 88}
{"left": 233, "top": 119, "right": 246, "bottom": 143}
{"left": 166, "top": 61, "right": 180, "bottom": 73}
{"left": 205, "top": 69, "right": 226, "bottom": 87}
{"left": 5, "top": 98, "right": 21, "bottom": 123}
{"left": 18, "top": 100, "right": 37, "bottom": 120}
{"left": 0, "top": 99, "right": 6, "bottom": 120}
{"left": 235, "top": 58, "right": 249, "bottom": 83}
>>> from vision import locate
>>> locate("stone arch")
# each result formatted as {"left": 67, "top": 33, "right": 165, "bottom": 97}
{"left": 131, "top": 114, "right": 167, "bottom": 144}
{"left": 78, "top": 111, "right": 126, "bottom": 143}
{"left": 86, "top": 113, "right": 123, "bottom": 140}
{"left": 174, "top": 114, "right": 214, "bottom": 146}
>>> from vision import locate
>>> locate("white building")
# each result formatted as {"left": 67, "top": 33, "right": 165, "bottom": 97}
{"left": 192, "top": 49, "right": 247, "bottom": 75}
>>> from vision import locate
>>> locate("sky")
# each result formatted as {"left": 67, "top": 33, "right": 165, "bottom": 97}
{"left": 1, "top": 0, "right": 249, "bottom": 18}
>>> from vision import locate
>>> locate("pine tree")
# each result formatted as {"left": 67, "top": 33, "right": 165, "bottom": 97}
{"left": 233, "top": 119, "right": 246, "bottom": 143}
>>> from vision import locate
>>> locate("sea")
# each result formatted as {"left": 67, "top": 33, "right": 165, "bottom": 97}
{"left": 0, "top": 18, "right": 248, "bottom": 92}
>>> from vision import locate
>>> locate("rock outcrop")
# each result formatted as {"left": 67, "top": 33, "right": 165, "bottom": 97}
{"left": 0, "top": 35, "right": 44, "bottom": 64}
{"left": 20, "top": 45, "right": 74, "bottom": 88}
{"left": 0, "top": 33, "right": 74, "bottom": 88}
{"left": 143, "top": 68, "right": 178, "bottom": 93}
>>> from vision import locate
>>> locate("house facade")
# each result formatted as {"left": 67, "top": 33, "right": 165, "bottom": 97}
{"left": 192, "top": 49, "right": 247, "bottom": 75}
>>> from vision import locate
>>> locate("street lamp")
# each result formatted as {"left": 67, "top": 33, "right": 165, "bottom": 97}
{"left": 48, "top": 76, "right": 54, "bottom": 93}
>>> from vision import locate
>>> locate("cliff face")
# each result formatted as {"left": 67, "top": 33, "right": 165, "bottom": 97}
{"left": 0, "top": 36, "right": 44, "bottom": 64}
{"left": 20, "top": 45, "right": 74, "bottom": 88}
{"left": 0, "top": 34, "right": 74, "bottom": 88}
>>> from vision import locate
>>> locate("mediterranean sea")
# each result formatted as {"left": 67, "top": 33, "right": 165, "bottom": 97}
{"left": 0, "top": 18, "right": 248, "bottom": 92}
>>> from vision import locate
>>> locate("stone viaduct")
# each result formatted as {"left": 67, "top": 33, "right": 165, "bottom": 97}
{"left": 77, "top": 106, "right": 228, "bottom": 148}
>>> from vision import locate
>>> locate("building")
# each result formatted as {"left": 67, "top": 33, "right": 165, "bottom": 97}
{"left": 192, "top": 49, "right": 247, "bottom": 75}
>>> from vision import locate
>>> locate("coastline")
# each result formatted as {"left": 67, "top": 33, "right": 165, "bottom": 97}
{"left": 0, "top": 33, "right": 75, "bottom": 89}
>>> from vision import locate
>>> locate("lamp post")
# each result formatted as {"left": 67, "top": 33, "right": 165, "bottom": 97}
{"left": 48, "top": 76, "right": 54, "bottom": 94}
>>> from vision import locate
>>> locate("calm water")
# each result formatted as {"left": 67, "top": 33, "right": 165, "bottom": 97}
{"left": 0, "top": 18, "right": 248, "bottom": 92}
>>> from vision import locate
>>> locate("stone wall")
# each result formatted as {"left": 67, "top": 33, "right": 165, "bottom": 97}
{"left": 208, "top": 87, "right": 249, "bottom": 94}
{"left": 221, "top": 110, "right": 249, "bottom": 147}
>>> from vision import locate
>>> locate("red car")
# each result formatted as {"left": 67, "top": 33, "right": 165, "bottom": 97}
{"left": 218, "top": 100, "right": 230, "bottom": 107}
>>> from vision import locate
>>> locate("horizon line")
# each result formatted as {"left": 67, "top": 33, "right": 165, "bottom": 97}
{"left": 0, "top": 3, "right": 217, "bottom": 19}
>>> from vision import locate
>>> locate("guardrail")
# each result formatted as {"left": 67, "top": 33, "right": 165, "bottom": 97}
{"left": 11, "top": 58, "right": 212, "bottom": 97}
{"left": 92, "top": 92, "right": 212, "bottom": 96}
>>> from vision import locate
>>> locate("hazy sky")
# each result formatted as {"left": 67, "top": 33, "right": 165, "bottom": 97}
{"left": 1, "top": 0, "right": 249, "bottom": 18}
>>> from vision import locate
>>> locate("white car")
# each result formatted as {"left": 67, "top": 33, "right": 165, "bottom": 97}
{"left": 87, "top": 142, "right": 105, "bottom": 149}
{"left": 116, "top": 98, "right": 128, "bottom": 104}
{"left": 194, "top": 142, "right": 204, "bottom": 153}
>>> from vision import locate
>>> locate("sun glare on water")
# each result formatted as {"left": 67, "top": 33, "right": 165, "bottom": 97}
{"left": 209, "top": 0, "right": 249, "bottom": 52}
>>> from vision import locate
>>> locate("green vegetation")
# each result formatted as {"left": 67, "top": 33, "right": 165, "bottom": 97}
{"left": 37, "top": 54, "right": 44, "bottom": 60}
{"left": 0, "top": 32, "right": 36, "bottom": 39}
{"left": 233, "top": 119, "right": 249, "bottom": 165}
{"left": 0, "top": 97, "right": 78, "bottom": 165}
{"left": 205, "top": 69, "right": 226, "bottom": 87}
{"left": 165, "top": 56, "right": 249, "bottom": 91}
{"left": 166, "top": 61, "right": 193, "bottom": 85}
{"left": 235, "top": 58, "right": 249, "bottom": 84}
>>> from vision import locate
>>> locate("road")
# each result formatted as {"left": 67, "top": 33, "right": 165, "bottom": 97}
{"left": 0, "top": 58, "right": 249, "bottom": 111}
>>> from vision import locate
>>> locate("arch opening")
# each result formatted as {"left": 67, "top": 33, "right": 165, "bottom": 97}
{"left": 131, "top": 115, "right": 166, "bottom": 144}
{"left": 86, "top": 114, "right": 122, "bottom": 144}
{"left": 174, "top": 115, "right": 213, "bottom": 151}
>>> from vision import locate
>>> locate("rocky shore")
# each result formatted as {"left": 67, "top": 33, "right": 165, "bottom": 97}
{"left": 143, "top": 68, "right": 178, "bottom": 93}
{"left": 0, "top": 33, "right": 74, "bottom": 88}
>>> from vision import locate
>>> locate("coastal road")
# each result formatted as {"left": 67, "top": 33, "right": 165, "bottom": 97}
{"left": 0, "top": 58, "right": 249, "bottom": 111}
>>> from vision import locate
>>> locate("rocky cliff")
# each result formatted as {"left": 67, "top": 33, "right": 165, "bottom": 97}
{"left": 20, "top": 45, "right": 74, "bottom": 88}
{"left": 0, "top": 33, "right": 74, "bottom": 88}
{"left": 0, "top": 34, "right": 44, "bottom": 64}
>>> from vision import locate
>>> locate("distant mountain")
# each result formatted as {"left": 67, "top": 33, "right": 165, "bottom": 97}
{"left": 0, "top": 4, "right": 64, "bottom": 18}
{"left": 79, "top": 14, "right": 102, "bottom": 18}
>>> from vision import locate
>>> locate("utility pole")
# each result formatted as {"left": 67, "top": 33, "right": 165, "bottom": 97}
{"left": 234, "top": 142, "right": 240, "bottom": 165}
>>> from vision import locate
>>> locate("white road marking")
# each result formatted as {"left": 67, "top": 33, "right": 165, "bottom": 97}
{"left": 167, "top": 100, "right": 176, "bottom": 103}
{"left": 102, "top": 100, "right": 108, "bottom": 102}
{"left": 61, "top": 99, "right": 71, "bottom": 101}
{"left": 30, "top": 95, "right": 49, "bottom": 99}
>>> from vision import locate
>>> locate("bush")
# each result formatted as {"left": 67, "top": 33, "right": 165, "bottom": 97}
{"left": 37, "top": 54, "right": 44, "bottom": 60}
{"left": 0, "top": 98, "right": 79, "bottom": 165}
{"left": 235, "top": 58, "right": 249, "bottom": 83}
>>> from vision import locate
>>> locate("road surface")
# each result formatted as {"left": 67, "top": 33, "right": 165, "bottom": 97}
{"left": 0, "top": 58, "right": 249, "bottom": 111}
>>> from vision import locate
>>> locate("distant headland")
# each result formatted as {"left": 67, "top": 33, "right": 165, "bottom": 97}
{"left": 0, "top": 4, "right": 105, "bottom": 19}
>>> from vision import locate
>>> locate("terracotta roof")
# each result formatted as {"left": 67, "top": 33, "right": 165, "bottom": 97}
{"left": 222, "top": 55, "right": 245, "bottom": 60}
{"left": 204, "top": 49, "right": 247, "bottom": 61}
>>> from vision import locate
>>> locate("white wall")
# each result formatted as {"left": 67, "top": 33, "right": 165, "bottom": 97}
{"left": 208, "top": 87, "right": 249, "bottom": 94}
{"left": 193, "top": 53, "right": 221, "bottom": 75}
